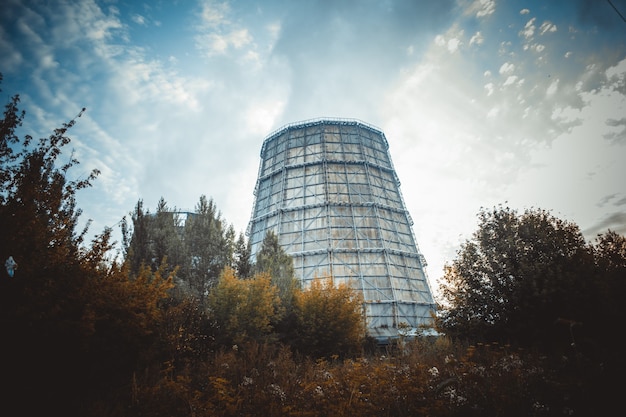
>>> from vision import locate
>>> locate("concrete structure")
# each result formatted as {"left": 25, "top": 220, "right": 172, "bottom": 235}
{"left": 247, "top": 118, "right": 436, "bottom": 341}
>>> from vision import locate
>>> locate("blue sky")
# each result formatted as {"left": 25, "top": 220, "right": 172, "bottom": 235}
{"left": 1, "top": 0, "right": 625, "bottom": 297}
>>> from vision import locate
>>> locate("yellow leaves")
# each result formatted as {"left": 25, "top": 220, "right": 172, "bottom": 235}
{"left": 293, "top": 277, "right": 366, "bottom": 358}
{"left": 208, "top": 267, "right": 281, "bottom": 345}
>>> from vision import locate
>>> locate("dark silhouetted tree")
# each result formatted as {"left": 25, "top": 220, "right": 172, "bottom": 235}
{"left": 437, "top": 205, "right": 613, "bottom": 353}
{"left": 0, "top": 76, "right": 174, "bottom": 415}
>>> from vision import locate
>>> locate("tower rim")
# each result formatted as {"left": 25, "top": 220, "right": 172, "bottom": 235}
{"left": 260, "top": 117, "right": 387, "bottom": 156}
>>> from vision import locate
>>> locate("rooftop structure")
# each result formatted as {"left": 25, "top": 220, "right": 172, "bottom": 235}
{"left": 247, "top": 118, "right": 436, "bottom": 342}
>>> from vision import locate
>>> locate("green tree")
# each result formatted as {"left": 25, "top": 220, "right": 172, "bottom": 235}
{"left": 183, "top": 195, "right": 233, "bottom": 301}
{"left": 254, "top": 230, "right": 299, "bottom": 310}
{"left": 122, "top": 199, "right": 151, "bottom": 273}
{"left": 123, "top": 198, "right": 184, "bottom": 276}
{"left": 153, "top": 197, "right": 186, "bottom": 273}
{"left": 233, "top": 231, "right": 253, "bottom": 278}
{"left": 123, "top": 195, "right": 234, "bottom": 304}
{"left": 293, "top": 278, "right": 366, "bottom": 358}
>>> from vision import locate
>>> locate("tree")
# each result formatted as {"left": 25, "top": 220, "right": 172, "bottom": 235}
{"left": 292, "top": 277, "right": 366, "bottom": 358}
{"left": 123, "top": 195, "right": 234, "bottom": 303}
{"left": 589, "top": 230, "right": 626, "bottom": 351}
{"left": 437, "top": 205, "right": 605, "bottom": 351}
{"left": 123, "top": 198, "right": 184, "bottom": 276}
{"left": 254, "top": 230, "right": 299, "bottom": 310}
{"left": 0, "top": 76, "right": 175, "bottom": 415}
{"left": 122, "top": 199, "right": 151, "bottom": 274}
{"left": 183, "top": 195, "right": 233, "bottom": 301}
{"left": 207, "top": 267, "right": 282, "bottom": 346}
{"left": 0, "top": 73, "right": 25, "bottom": 192}
{"left": 233, "top": 231, "right": 252, "bottom": 278}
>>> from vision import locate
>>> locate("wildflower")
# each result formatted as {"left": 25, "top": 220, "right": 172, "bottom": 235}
{"left": 429, "top": 366, "right": 439, "bottom": 377}
{"left": 268, "top": 384, "right": 286, "bottom": 402}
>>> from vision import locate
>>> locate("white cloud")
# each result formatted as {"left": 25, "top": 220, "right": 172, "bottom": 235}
{"left": 546, "top": 78, "right": 559, "bottom": 96}
{"left": 503, "top": 75, "right": 518, "bottom": 87}
{"left": 473, "top": 0, "right": 496, "bottom": 18}
{"left": 199, "top": 0, "right": 229, "bottom": 27}
{"left": 447, "top": 37, "right": 461, "bottom": 53}
{"left": 484, "top": 82, "right": 494, "bottom": 96}
{"left": 520, "top": 17, "right": 536, "bottom": 40}
{"left": 606, "top": 57, "right": 626, "bottom": 84}
{"left": 499, "top": 62, "right": 515, "bottom": 74}
{"left": 469, "top": 31, "right": 484, "bottom": 46}
{"left": 244, "top": 99, "right": 285, "bottom": 136}
{"left": 194, "top": 1, "right": 257, "bottom": 58}
{"left": 200, "top": 28, "right": 252, "bottom": 55}
{"left": 508, "top": 76, "right": 626, "bottom": 239}
{"left": 131, "top": 14, "right": 147, "bottom": 26}
{"left": 520, "top": 9, "right": 530, "bottom": 15}
{"left": 539, "top": 21, "right": 557, "bottom": 35}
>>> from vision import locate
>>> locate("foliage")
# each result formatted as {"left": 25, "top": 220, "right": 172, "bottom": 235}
{"left": 437, "top": 205, "right": 626, "bottom": 415}
{"left": 233, "top": 231, "right": 253, "bottom": 278}
{"left": 123, "top": 195, "right": 235, "bottom": 303}
{"left": 183, "top": 195, "right": 234, "bottom": 298}
{"left": 207, "top": 267, "right": 282, "bottom": 346}
{"left": 131, "top": 337, "right": 584, "bottom": 417}
{"left": 254, "top": 230, "right": 299, "bottom": 309}
{"left": 437, "top": 206, "right": 595, "bottom": 350}
{"left": 0, "top": 76, "right": 175, "bottom": 416}
{"left": 2, "top": 76, "right": 622, "bottom": 416}
{"left": 292, "top": 278, "right": 366, "bottom": 358}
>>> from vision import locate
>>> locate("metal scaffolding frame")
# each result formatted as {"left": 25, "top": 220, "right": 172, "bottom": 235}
{"left": 247, "top": 118, "right": 436, "bottom": 341}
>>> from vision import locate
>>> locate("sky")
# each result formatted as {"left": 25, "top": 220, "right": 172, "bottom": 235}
{"left": 1, "top": 0, "right": 625, "bottom": 299}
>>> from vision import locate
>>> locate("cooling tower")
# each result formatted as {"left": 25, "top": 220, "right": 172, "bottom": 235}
{"left": 247, "top": 118, "right": 436, "bottom": 342}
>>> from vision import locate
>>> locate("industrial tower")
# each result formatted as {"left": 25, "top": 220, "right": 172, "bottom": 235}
{"left": 247, "top": 119, "right": 436, "bottom": 341}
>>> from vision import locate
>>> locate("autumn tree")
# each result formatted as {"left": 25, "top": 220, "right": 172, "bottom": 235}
{"left": 292, "top": 278, "right": 366, "bottom": 358}
{"left": 207, "top": 267, "right": 282, "bottom": 346}
{"left": 0, "top": 76, "right": 175, "bottom": 415}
